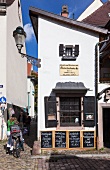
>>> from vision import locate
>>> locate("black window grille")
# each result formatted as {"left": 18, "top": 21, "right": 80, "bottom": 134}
{"left": 66, "top": 47, "right": 72, "bottom": 56}
{"left": 60, "top": 97, "right": 81, "bottom": 126}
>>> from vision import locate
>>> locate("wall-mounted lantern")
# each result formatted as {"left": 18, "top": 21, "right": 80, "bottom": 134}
{"left": 13, "top": 26, "right": 41, "bottom": 68}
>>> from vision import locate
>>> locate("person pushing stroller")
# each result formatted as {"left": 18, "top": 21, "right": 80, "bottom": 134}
{"left": 6, "top": 114, "right": 24, "bottom": 154}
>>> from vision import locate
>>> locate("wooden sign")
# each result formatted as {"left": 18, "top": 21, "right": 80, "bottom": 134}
{"left": 40, "top": 130, "right": 95, "bottom": 150}
{"left": 41, "top": 131, "right": 52, "bottom": 148}
{"left": 69, "top": 131, "right": 80, "bottom": 148}
{"left": 83, "top": 131, "right": 94, "bottom": 148}
{"left": 55, "top": 131, "right": 66, "bottom": 148}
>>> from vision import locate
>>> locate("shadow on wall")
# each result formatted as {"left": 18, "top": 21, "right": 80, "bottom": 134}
{"left": 23, "top": 121, "right": 37, "bottom": 148}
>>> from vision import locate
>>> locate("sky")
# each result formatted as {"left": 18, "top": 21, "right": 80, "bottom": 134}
{"left": 20, "top": 0, "right": 108, "bottom": 70}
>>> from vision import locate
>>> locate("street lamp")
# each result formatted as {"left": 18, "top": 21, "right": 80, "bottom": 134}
{"left": 13, "top": 26, "right": 41, "bottom": 68}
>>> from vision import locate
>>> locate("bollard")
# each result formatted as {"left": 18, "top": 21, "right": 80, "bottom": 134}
{"left": 32, "top": 141, "right": 41, "bottom": 155}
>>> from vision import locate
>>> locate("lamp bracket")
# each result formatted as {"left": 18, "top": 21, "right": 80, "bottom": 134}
{"left": 20, "top": 52, "right": 41, "bottom": 68}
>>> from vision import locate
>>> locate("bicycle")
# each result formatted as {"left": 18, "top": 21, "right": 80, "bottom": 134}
{"left": 11, "top": 124, "right": 24, "bottom": 158}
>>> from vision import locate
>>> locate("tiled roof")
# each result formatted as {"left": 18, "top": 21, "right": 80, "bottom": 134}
{"left": 82, "top": 1, "right": 110, "bottom": 27}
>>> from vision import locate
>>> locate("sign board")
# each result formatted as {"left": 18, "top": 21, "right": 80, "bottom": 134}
{"left": 69, "top": 131, "right": 80, "bottom": 148}
{"left": 83, "top": 131, "right": 94, "bottom": 148}
{"left": 0, "top": 96, "right": 6, "bottom": 103}
{"left": 41, "top": 131, "right": 52, "bottom": 148}
{"left": 55, "top": 131, "right": 66, "bottom": 148}
{"left": 40, "top": 130, "right": 95, "bottom": 150}
{"left": 60, "top": 64, "right": 79, "bottom": 76}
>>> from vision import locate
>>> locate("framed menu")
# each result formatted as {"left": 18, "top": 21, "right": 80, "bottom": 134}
{"left": 69, "top": 131, "right": 80, "bottom": 148}
{"left": 83, "top": 131, "right": 94, "bottom": 148}
{"left": 55, "top": 131, "right": 66, "bottom": 148}
{"left": 41, "top": 131, "right": 52, "bottom": 148}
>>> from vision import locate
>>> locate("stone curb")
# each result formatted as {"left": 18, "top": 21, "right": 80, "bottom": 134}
{"left": 31, "top": 153, "right": 110, "bottom": 159}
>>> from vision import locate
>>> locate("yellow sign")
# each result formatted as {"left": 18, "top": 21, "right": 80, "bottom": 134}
{"left": 60, "top": 64, "right": 79, "bottom": 76}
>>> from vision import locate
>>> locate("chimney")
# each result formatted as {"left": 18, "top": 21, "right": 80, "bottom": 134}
{"left": 61, "top": 5, "right": 68, "bottom": 18}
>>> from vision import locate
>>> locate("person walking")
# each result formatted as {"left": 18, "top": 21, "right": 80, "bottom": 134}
{"left": 24, "top": 113, "right": 31, "bottom": 136}
{"left": 18, "top": 111, "right": 25, "bottom": 129}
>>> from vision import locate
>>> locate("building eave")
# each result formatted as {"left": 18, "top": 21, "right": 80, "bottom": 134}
{"left": 29, "top": 6, "right": 108, "bottom": 41}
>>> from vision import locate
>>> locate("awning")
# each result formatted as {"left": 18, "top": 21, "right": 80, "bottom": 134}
{"left": 52, "top": 82, "right": 89, "bottom": 96}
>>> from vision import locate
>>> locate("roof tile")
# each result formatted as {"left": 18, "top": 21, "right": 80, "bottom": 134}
{"left": 82, "top": 1, "right": 110, "bottom": 27}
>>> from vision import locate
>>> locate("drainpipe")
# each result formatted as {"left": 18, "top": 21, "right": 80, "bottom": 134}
{"left": 28, "top": 92, "right": 30, "bottom": 114}
{"left": 95, "top": 37, "right": 109, "bottom": 150}
{"left": 95, "top": 42, "right": 99, "bottom": 150}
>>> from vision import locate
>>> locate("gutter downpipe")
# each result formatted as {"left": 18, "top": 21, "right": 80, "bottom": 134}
{"left": 95, "top": 42, "right": 99, "bottom": 150}
{"left": 95, "top": 37, "right": 109, "bottom": 150}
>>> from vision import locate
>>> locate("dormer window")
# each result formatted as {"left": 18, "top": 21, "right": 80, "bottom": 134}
{"left": 59, "top": 44, "right": 79, "bottom": 61}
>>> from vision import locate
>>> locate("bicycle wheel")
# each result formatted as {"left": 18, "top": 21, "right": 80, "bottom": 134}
{"left": 15, "top": 139, "right": 20, "bottom": 158}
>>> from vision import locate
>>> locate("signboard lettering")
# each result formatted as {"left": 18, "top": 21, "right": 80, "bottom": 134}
{"left": 69, "top": 131, "right": 80, "bottom": 148}
{"left": 55, "top": 131, "right": 66, "bottom": 148}
{"left": 83, "top": 131, "right": 94, "bottom": 148}
{"left": 60, "top": 64, "right": 79, "bottom": 76}
{"left": 41, "top": 131, "right": 52, "bottom": 148}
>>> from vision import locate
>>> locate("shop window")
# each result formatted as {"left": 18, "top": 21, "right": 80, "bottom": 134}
{"left": 59, "top": 44, "right": 79, "bottom": 61}
{"left": 60, "top": 97, "right": 81, "bottom": 126}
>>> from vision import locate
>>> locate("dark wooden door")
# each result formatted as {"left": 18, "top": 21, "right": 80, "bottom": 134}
{"left": 103, "top": 108, "right": 110, "bottom": 148}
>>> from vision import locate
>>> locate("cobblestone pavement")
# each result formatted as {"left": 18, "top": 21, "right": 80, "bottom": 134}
{"left": 36, "top": 155, "right": 110, "bottom": 170}
{"left": 1, "top": 122, "right": 110, "bottom": 170}
{"left": 0, "top": 122, "right": 38, "bottom": 170}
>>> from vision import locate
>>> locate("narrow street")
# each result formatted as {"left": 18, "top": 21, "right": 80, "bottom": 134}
{"left": 0, "top": 122, "right": 110, "bottom": 170}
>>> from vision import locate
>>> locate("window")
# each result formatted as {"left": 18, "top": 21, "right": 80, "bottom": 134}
{"left": 66, "top": 47, "right": 72, "bottom": 56}
{"left": 60, "top": 97, "right": 81, "bottom": 126}
{"left": 59, "top": 44, "right": 79, "bottom": 61}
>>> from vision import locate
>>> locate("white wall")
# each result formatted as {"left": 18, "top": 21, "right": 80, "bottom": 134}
{"left": 0, "top": 15, "right": 6, "bottom": 99}
{"left": 27, "top": 78, "right": 35, "bottom": 118}
{"left": 0, "top": 0, "right": 27, "bottom": 139}
{"left": 6, "top": 0, "right": 27, "bottom": 107}
{"left": 37, "top": 17, "right": 100, "bottom": 137}
{"left": 0, "top": 14, "right": 7, "bottom": 139}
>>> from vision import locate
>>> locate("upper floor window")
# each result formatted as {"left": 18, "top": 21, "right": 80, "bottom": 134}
{"left": 66, "top": 47, "right": 72, "bottom": 56}
{"left": 59, "top": 44, "right": 79, "bottom": 61}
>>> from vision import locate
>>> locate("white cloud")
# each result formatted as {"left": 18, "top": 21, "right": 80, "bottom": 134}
{"left": 24, "top": 23, "right": 35, "bottom": 42}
